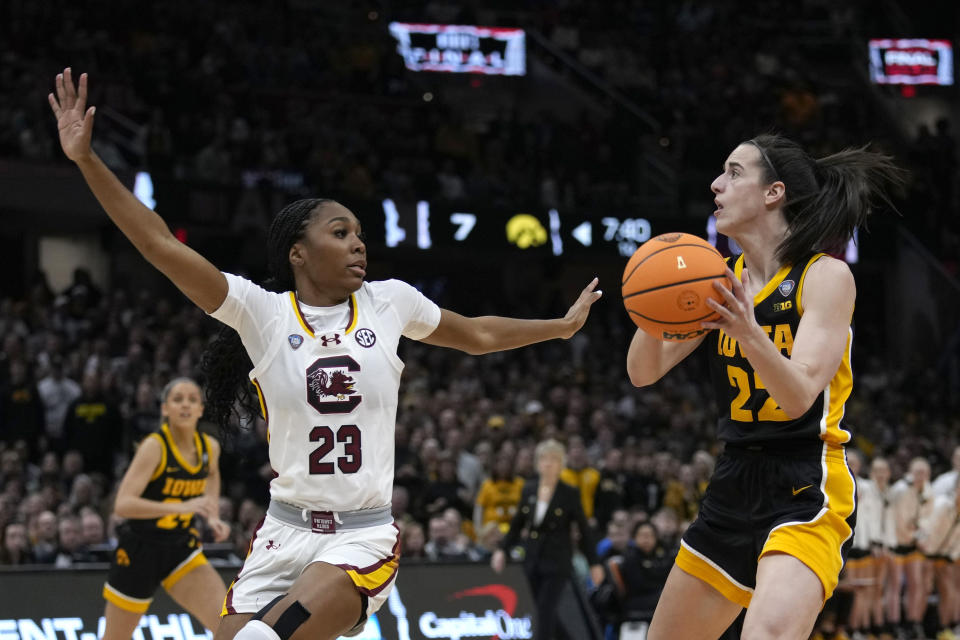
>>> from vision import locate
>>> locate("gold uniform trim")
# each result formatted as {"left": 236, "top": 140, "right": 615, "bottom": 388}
{"left": 733, "top": 254, "right": 792, "bottom": 306}
{"left": 289, "top": 292, "right": 316, "bottom": 338}
{"left": 344, "top": 293, "right": 358, "bottom": 335}
{"left": 160, "top": 549, "right": 207, "bottom": 590}
{"left": 147, "top": 433, "right": 168, "bottom": 482}
{"left": 162, "top": 423, "right": 204, "bottom": 474}
{"left": 342, "top": 556, "right": 400, "bottom": 597}
{"left": 103, "top": 583, "right": 152, "bottom": 613}
{"left": 676, "top": 542, "right": 753, "bottom": 608}
{"left": 761, "top": 443, "right": 855, "bottom": 602}
{"left": 289, "top": 291, "right": 359, "bottom": 337}
{"left": 795, "top": 253, "right": 827, "bottom": 316}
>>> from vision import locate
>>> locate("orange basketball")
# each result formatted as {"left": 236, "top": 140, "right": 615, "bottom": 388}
{"left": 621, "top": 232, "right": 731, "bottom": 342}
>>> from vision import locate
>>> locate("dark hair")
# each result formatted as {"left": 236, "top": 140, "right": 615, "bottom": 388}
{"left": 746, "top": 134, "right": 906, "bottom": 267}
{"left": 199, "top": 198, "right": 333, "bottom": 435}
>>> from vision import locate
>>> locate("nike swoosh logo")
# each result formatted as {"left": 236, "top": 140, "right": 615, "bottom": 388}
{"left": 792, "top": 485, "right": 813, "bottom": 496}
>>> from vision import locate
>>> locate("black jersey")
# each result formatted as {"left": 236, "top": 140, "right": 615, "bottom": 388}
{"left": 703, "top": 253, "right": 853, "bottom": 446}
{"left": 127, "top": 423, "right": 211, "bottom": 537}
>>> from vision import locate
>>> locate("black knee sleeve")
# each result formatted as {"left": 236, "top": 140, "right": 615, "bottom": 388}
{"left": 273, "top": 600, "right": 310, "bottom": 640}
{"left": 250, "top": 595, "right": 311, "bottom": 640}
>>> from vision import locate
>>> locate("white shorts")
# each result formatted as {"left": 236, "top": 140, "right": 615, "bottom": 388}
{"left": 222, "top": 514, "right": 400, "bottom": 621}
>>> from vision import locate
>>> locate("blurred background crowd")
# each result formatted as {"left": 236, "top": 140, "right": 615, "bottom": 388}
{"left": 1, "top": 0, "right": 959, "bottom": 639}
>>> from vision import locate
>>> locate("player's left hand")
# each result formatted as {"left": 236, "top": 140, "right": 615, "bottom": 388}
{"left": 560, "top": 277, "right": 602, "bottom": 338}
{"left": 701, "top": 267, "right": 764, "bottom": 343}
{"left": 208, "top": 517, "right": 231, "bottom": 543}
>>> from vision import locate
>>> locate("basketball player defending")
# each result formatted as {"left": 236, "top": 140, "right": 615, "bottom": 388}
{"left": 49, "top": 69, "right": 601, "bottom": 640}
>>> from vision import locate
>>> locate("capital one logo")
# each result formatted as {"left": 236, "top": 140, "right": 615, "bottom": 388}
{"left": 418, "top": 585, "right": 533, "bottom": 640}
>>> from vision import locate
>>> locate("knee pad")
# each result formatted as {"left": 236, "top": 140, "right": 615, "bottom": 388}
{"left": 240, "top": 596, "right": 311, "bottom": 640}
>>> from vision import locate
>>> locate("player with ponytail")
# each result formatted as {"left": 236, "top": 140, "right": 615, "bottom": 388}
{"left": 628, "top": 133, "right": 905, "bottom": 640}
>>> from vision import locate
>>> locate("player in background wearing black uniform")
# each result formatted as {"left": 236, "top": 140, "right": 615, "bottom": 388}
{"left": 102, "top": 378, "right": 229, "bottom": 640}
{"left": 627, "top": 134, "right": 903, "bottom": 640}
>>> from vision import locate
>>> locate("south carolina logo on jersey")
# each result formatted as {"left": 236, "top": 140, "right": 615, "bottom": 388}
{"left": 306, "top": 355, "right": 362, "bottom": 414}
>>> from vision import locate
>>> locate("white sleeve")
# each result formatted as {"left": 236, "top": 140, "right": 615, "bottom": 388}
{"left": 370, "top": 279, "right": 441, "bottom": 340}
{"left": 207, "top": 273, "right": 285, "bottom": 365}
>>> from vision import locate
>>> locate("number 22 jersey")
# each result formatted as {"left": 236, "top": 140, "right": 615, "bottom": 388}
{"left": 702, "top": 253, "right": 853, "bottom": 446}
{"left": 210, "top": 274, "right": 441, "bottom": 511}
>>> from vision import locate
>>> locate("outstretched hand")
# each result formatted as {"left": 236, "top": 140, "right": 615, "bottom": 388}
{"left": 561, "top": 277, "right": 602, "bottom": 339}
{"left": 48, "top": 67, "right": 96, "bottom": 163}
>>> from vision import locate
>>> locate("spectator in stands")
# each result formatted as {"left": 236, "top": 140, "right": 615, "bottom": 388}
{"left": 608, "top": 522, "right": 673, "bottom": 631}
{"left": 54, "top": 514, "right": 94, "bottom": 567}
{"left": 473, "top": 453, "right": 523, "bottom": 535}
{"left": 424, "top": 515, "right": 469, "bottom": 561}
{"left": 599, "top": 520, "right": 631, "bottom": 563}
{"left": 889, "top": 457, "right": 936, "bottom": 640}
{"left": 400, "top": 522, "right": 427, "bottom": 561}
{"left": 0, "top": 361, "right": 44, "bottom": 457}
{"left": 36, "top": 354, "right": 82, "bottom": 448}
{"left": 561, "top": 434, "right": 600, "bottom": 523}
{"left": 30, "top": 509, "right": 59, "bottom": 563}
{"left": 1, "top": 522, "right": 34, "bottom": 565}
{"left": 443, "top": 424, "right": 485, "bottom": 500}
{"left": 62, "top": 370, "right": 123, "bottom": 482}
{"left": 474, "top": 521, "right": 504, "bottom": 562}
{"left": 594, "top": 448, "right": 627, "bottom": 531}
{"left": 932, "top": 445, "right": 960, "bottom": 497}
{"left": 663, "top": 463, "right": 703, "bottom": 524}
{"left": 422, "top": 451, "right": 471, "bottom": 520}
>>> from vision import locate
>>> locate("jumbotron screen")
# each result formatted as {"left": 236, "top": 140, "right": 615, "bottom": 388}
{"left": 388, "top": 23, "right": 526, "bottom": 75}
{"left": 869, "top": 38, "right": 954, "bottom": 86}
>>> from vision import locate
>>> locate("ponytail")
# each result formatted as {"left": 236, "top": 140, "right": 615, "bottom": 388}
{"left": 199, "top": 198, "right": 334, "bottom": 436}
{"left": 747, "top": 134, "right": 906, "bottom": 267}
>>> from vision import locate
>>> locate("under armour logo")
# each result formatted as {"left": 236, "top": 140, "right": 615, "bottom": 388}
{"left": 265, "top": 540, "right": 280, "bottom": 550}
{"left": 319, "top": 334, "right": 341, "bottom": 347}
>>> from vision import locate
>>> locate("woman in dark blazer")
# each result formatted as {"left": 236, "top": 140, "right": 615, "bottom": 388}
{"left": 492, "top": 439, "right": 604, "bottom": 640}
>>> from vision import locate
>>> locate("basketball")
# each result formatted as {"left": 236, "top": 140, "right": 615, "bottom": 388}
{"left": 621, "top": 232, "right": 732, "bottom": 342}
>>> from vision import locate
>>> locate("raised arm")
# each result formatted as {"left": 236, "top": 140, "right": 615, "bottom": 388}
{"left": 48, "top": 69, "right": 227, "bottom": 313}
{"left": 421, "top": 278, "right": 601, "bottom": 354}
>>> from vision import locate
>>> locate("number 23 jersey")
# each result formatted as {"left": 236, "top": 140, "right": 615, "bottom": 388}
{"left": 211, "top": 274, "right": 441, "bottom": 511}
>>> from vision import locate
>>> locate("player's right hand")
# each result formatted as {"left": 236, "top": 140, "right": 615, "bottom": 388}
{"left": 182, "top": 496, "right": 216, "bottom": 519}
{"left": 48, "top": 67, "right": 96, "bottom": 163}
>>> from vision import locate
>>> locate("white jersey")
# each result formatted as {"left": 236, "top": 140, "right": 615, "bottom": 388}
{"left": 918, "top": 494, "right": 960, "bottom": 559}
{"left": 889, "top": 477, "right": 935, "bottom": 547}
{"left": 211, "top": 274, "right": 440, "bottom": 511}
{"left": 855, "top": 478, "right": 896, "bottom": 549}
{"left": 932, "top": 470, "right": 959, "bottom": 498}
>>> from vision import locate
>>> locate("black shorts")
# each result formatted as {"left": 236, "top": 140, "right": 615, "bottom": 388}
{"left": 103, "top": 526, "right": 208, "bottom": 613}
{"left": 677, "top": 441, "right": 857, "bottom": 607}
{"left": 847, "top": 548, "right": 870, "bottom": 560}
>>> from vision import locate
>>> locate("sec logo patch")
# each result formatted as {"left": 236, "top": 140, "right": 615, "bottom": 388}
{"left": 355, "top": 328, "right": 376, "bottom": 348}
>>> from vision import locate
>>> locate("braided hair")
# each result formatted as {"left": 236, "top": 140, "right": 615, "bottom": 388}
{"left": 745, "top": 134, "right": 906, "bottom": 267}
{"left": 199, "top": 198, "right": 333, "bottom": 436}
